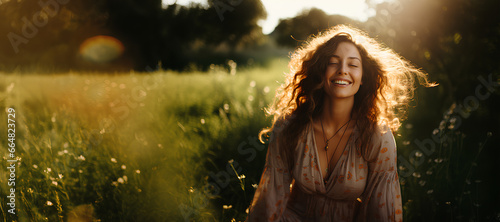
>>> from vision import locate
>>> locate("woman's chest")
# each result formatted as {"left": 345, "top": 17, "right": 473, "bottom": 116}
{"left": 291, "top": 128, "right": 369, "bottom": 199}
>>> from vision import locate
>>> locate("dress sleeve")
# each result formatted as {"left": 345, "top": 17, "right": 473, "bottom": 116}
{"left": 246, "top": 126, "right": 293, "bottom": 222}
{"left": 356, "top": 126, "right": 403, "bottom": 222}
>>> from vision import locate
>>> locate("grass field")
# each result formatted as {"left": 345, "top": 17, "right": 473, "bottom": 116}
{"left": 0, "top": 58, "right": 497, "bottom": 221}
{"left": 0, "top": 59, "right": 288, "bottom": 221}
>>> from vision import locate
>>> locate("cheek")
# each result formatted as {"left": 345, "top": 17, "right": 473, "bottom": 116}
{"left": 358, "top": 71, "right": 364, "bottom": 83}
{"left": 325, "top": 66, "right": 335, "bottom": 76}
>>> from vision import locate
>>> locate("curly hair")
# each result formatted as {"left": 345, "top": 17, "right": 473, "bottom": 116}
{"left": 260, "top": 25, "right": 435, "bottom": 169}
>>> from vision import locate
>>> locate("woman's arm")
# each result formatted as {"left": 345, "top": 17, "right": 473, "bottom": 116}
{"left": 357, "top": 125, "right": 403, "bottom": 222}
{"left": 246, "top": 126, "right": 293, "bottom": 221}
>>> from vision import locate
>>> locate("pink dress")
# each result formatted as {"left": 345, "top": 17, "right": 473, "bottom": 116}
{"left": 247, "top": 122, "right": 403, "bottom": 222}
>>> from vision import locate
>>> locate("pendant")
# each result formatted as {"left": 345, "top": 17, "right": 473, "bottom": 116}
{"left": 324, "top": 144, "right": 328, "bottom": 150}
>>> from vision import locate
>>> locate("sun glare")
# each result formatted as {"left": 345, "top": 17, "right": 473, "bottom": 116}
{"left": 163, "top": 0, "right": 393, "bottom": 34}
{"left": 79, "top": 35, "right": 124, "bottom": 63}
{"left": 261, "top": 0, "right": 377, "bottom": 34}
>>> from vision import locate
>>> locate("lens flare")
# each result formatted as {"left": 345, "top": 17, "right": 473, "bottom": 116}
{"left": 79, "top": 35, "right": 124, "bottom": 63}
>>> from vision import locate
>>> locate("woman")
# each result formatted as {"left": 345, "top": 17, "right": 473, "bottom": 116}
{"left": 246, "top": 25, "right": 434, "bottom": 222}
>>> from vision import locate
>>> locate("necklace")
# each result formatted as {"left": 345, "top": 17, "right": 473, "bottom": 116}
{"left": 320, "top": 117, "right": 351, "bottom": 183}
{"left": 320, "top": 118, "right": 351, "bottom": 151}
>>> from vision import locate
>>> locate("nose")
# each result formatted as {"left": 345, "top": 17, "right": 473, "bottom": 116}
{"left": 338, "top": 63, "right": 347, "bottom": 75}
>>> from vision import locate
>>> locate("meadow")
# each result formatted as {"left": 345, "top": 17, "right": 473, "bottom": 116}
{"left": 0, "top": 59, "right": 288, "bottom": 221}
{"left": 0, "top": 58, "right": 497, "bottom": 221}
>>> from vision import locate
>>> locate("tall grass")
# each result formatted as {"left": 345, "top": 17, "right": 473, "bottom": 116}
{"left": 0, "top": 58, "right": 288, "bottom": 221}
{"left": 0, "top": 59, "right": 497, "bottom": 221}
{"left": 395, "top": 104, "right": 496, "bottom": 221}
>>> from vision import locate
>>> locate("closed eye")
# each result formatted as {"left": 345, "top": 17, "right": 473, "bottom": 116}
{"left": 349, "top": 64, "right": 359, "bottom": 67}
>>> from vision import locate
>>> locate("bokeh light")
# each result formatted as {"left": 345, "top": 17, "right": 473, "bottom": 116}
{"left": 79, "top": 35, "right": 124, "bottom": 63}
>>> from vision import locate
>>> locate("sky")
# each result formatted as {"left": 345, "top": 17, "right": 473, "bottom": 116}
{"left": 163, "top": 0, "right": 382, "bottom": 34}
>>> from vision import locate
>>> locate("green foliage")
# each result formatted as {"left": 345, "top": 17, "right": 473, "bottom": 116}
{"left": 1, "top": 0, "right": 500, "bottom": 220}
{"left": 0, "top": 0, "right": 269, "bottom": 72}
{"left": 271, "top": 8, "right": 361, "bottom": 48}
{"left": 0, "top": 58, "right": 288, "bottom": 221}
{"left": 365, "top": 2, "right": 500, "bottom": 219}
{"left": 395, "top": 111, "right": 498, "bottom": 221}
{"left": 0, "top": 54, "right": 498, "bottom": 221}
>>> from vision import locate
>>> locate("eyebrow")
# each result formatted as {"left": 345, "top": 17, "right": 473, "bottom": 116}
{"left": 331, "top": 55, "right": 361, "bottom": 61}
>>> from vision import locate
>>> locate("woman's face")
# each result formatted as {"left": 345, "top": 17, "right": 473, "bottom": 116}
{"left": 323, "top": 41, "right": 363, "bottom": 100}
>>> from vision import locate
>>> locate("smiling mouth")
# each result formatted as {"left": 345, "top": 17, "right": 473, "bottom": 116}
{"left": 331, "top": 79, "right": 352, "bottom": 86}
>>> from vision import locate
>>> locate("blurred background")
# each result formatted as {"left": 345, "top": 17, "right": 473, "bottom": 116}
{"left": 0, "top": 0, "right": 499, "bottom": 221}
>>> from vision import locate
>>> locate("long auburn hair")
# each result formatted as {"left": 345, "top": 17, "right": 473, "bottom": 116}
{"left": 260, "top": 25, "right": 435, "bottom": 169}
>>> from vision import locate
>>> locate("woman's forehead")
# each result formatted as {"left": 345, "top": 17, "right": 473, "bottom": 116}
{"left": 329, "top": 42, "right": 362, "bottom": 60}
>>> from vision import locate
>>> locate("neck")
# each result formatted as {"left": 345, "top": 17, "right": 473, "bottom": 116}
{"left": 320, "top": 97, "right": 354, "bottom": 131}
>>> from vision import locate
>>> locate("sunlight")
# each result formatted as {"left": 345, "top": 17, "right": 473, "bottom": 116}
{"left": 162, "top": 0, "right": 207, "bottom": 9}
{"left": 163, "top": 0, "right": 394, "bottom": 34}
{"left": 261, "top": 0, "right": 375, "bottom": 34}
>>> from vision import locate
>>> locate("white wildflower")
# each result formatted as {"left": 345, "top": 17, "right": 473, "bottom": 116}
{"left": 415, "top": 151, "right": 423, "bottom": 157}
{"left": 439, "top": 120, "right": 446, "bottom": 130}
{"left": 263, "top": 86, "right": 270, "bottom": 94}
{"left": 450, "top": 117, "right": 457, "bottom": 123}
{"left": 405, "top": 123, "right": 413, "bottom": 129}
{"left": 432, "top": 129, "right": 439, "bottom": 135}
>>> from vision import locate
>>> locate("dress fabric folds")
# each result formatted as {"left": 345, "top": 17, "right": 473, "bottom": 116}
{"left": 247, "top": 122, "right": 403, "bottom": 222}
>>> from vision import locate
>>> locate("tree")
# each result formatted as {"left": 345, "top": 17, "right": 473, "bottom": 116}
{"left": 0, "top": 0, "right": 268, "bottom": 72}
{"left": 366, "top": 0, "right": 500, "bottom": 220}
{"left": 271, "top": 8, "right": 361, "bottom": 48}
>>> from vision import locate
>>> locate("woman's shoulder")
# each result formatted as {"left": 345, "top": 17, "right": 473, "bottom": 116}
{"left": 272, "top": 114, "right": 297, "bottom": 133}
{"left": 371, "top": 121, "right": 395, "bottom": 142}
{"left": 364, "top": 122, "right": 397, "bottom": 157}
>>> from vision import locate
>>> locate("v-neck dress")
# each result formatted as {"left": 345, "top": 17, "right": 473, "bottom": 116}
{"left": 247, "top": 122, "right": 403, "bottom": 222}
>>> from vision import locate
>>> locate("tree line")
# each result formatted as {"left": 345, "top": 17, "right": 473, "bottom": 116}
{"left": 0, "top": 0, "right": 267, "bottom": 72}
